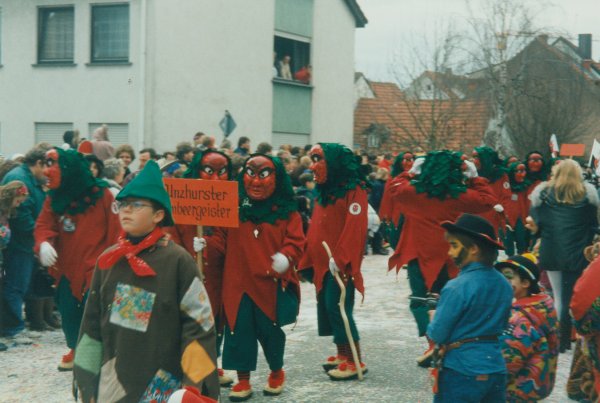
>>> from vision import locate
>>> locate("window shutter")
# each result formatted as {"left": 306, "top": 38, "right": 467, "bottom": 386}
{"left": 34, "top": 122, "right": 73, "bottom": 146}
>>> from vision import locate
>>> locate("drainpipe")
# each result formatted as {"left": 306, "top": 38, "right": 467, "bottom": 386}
{"left": 138, "top": 0, "right": 147, "bottom": 150}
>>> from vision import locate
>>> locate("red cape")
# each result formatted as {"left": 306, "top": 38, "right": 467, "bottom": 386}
{"left": 387, "top": 175, "right": 496, "bottom": 289}
{"left": 299, "top": 187, "right": 368, "bottom": 295}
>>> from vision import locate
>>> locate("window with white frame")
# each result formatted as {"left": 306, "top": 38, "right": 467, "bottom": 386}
{"left": 38, "top": 6, "right": 75, "bottom": 64}
{"left": 35, "top": 122, "right": 74, "bottom": 146}
{"left": 91, "top": 4, "right": 129, "bottom": 63}
{"left": 274, "top": 35, "right": 311, "bottom": 84}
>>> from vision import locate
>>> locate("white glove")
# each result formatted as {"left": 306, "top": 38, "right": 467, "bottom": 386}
{"left": 493, "top": 204, "right": 504, "bottom": 213}
{"left": 193, "top": 237, "right": 207, "bottom": 252}
{"left": 463, "top": 160, "right": 478, "bottom": 179}
{"left": 329, "top": 257, "right": 340, "bottom": 276}
{"left": 40, "top": 242, "right": 58, "bottom": 267}
{"left": 271, "top": 252, "right": 290, "bottom": 274}
{"left": 408, "top": 157, "right": 425, "bottom": 176}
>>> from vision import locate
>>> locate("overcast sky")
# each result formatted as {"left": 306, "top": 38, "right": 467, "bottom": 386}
{"left": 355, "top": 0, "right": 600, "bottom": 82}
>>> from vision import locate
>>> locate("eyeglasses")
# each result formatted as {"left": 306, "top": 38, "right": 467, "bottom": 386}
{"left": 116, "top": 200, "right": 153, "bottom": 211}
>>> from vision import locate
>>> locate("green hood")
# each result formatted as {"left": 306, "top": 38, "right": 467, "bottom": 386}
{"left": 315, "top": 143, "right": 367, "bottom": 206}
{"left": 507, "top": 162, "right": 531, "bottom": 193}
{"left": 474, "top": 146, "right": 506, "bottom": 183}
{"left": 117, "top": 160, "right": 174, "bottom": 226}
{"left": 525, "top": 150, "right": 549, "bottom": 182}
{"left": 238, "top": 154, "right": 297, "bottom": 224}
{"left": 411, "top": 150, "right": 467, "bottom": 200}
{"left": 48, "top": 147, "right": 108, "bottom": 215}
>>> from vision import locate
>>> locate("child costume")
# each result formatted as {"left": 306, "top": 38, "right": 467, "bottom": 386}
{"left": 73, "top": 160, "right": 219, "bottom": 402}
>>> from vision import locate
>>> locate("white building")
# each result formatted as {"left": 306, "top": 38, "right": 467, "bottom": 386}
{"left": 0, "top": 0, "right": 366, "bottom": 156}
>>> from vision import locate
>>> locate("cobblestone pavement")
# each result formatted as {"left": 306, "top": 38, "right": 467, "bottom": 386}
{"left": 0, "top": 254, "right": 574, "bottom": 402}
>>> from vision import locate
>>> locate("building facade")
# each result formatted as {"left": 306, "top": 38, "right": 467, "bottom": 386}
{"left": 0, "top": 0, "right": 366, "bottom": 156}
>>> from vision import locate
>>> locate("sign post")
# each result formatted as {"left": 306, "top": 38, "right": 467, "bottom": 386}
{"left": 164, "top": 178, "right": 239, "bottom": 276}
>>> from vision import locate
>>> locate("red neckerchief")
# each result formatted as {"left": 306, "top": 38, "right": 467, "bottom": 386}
{"left": 98, "top": 227, "right": 164, "bottom": 277}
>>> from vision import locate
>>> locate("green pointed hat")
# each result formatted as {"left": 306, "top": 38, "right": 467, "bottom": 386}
{"left": 116, "top": 160, "right": 174, "bottom": 226}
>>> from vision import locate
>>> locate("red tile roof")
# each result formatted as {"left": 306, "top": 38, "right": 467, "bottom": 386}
{"left": 354, "top": 81, "right": 492, "bottom": 152}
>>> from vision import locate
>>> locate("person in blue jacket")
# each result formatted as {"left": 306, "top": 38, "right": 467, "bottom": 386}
{"left": 428, "top": 213, "right": 513, "bottom": 403}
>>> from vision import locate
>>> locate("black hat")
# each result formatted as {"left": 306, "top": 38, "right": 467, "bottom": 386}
{"left": 441, "top": 213, "right": 505, "bottom": 250}
{"left": 495, "top": 254, "right": 541, "bottom": 294}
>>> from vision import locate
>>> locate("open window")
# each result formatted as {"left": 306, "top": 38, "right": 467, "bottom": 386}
{"left": 273, "top": 35, "right": 311, "bottom": 85}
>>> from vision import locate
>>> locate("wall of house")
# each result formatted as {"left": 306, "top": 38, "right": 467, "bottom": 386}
{"left": 145, "top": 0, "right": 275, "bottom": 152}
{"left": 311, "top": 0, "right": 357, "bottom": 147}
{"left": 0, "top": 0, "right": 141, "bottom": 155}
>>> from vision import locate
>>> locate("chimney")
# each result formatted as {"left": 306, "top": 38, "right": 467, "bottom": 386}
{"left": 579, "top": 34, "right": 592, "bottom": 59}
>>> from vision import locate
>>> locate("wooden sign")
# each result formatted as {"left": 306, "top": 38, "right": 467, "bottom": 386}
{"left": 163, "top": 178, "right": 239, "bottom": 228}
{"left": 559, "top": 144, "right": 585, "bottom": 157}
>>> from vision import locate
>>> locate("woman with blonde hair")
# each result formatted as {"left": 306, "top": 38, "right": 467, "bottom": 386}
{"left": 526, "top": 159, "right": 599, "bottom": 352}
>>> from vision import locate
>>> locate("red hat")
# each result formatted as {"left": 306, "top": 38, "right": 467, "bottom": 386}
{"left": 167, "top": 387, "right": 217, "bottom": 403}
{"left": 78, "top": 140, "right": 93, "bottom": 155}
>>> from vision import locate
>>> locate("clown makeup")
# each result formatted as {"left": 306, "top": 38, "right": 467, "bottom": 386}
{"left": 43, "top": 149, "right": 62, "bottom": 189}
{"left": 199, "top": 152, "right": 229, "bottom": 181}
{"left": 472, "top": 151, "right": 481, "bottom": 170}
{"left": 446, "top": 234, "right": 471, "bottom": 269}
{"left": 243, "top": 156, "right": 276, "bottom": 201}
{"left": 514, "top": 163, "right": 527, "bottom": 183}
{"left": 527, "top": 153, "right": 543, "bottom": 173}
{"left": 402, "top": 153, "right": 414, "bottom": 171}
{"left": 309, "top": 145, "right": 327, "bottom": 184}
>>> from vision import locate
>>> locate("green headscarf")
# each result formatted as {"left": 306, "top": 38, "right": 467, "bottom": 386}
{"left": 411, "top": 150, "right": 467, "bottom": 200}
{"left": 507, "top": 162, "right": 531, "bottom": 193}
{"left": 474, "top": 146, "right": 506, "bottom": 183}
{"left": 315, "top": 143, "right": 367, "bottom": 206}
{"left": 525, "top": 150, "right": 549, "bottom": 182}
{"left": 48, "top": 148, "right": 108, "bottom": 215}
{"left": 391, "top": 151, "right": 412, "bottom": 177}
{"left": 238, "top": 154, "right": 297, "bottom": 224}
{"left": 184, "top": 150, "right": 232, "bottom": 180}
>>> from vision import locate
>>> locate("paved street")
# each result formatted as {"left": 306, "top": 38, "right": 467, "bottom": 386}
{"left": 0, "top": 254, "right": 574, "bottom": 402}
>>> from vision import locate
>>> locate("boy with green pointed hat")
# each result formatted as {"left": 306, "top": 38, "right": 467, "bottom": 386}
{"left": 73, "top": 160, "right": 219, "bottom": 402}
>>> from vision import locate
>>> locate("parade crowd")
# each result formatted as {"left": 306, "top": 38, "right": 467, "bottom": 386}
{"left": 1, "top": 126, "right": 600, "bottom": 402}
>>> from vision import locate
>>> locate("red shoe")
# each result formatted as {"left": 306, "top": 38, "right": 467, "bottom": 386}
{"left": 263, "top": 369, "right": 285, "bottom": 396}
{"left": 218, "top": 368, "right": 233, "bottom": 387}
{"left": 229, "top": 379, "right": 252, "bottom": 402}
{"left": 58, "top": 349, "right": 75, "bottom": 372}
{"left": 328, "top": 361, "right": 368, "bottom": 381}
{"left": 322, "top": 355, "right": 348, "bottom": 371}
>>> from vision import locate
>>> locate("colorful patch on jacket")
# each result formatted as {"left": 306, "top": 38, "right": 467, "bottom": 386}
{"left": 180, "top": 277, "right": 214, "bottom": 332}
{"left": 139, "top": 368, "right": 181, "bottom": 403}
{"left": 97, "top": 357, "right": 127, "bottom": 402}
{"left": 74, "top": 333, "right": 103, "bottom": 375}
{"left": 109, "top": 282, "right": 156, "bottom": 332}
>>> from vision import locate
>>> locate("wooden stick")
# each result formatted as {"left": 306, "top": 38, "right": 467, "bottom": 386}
{"left": 196, "top": 225, "right": 204, "bottom": 278}
{"left": 321, "top": 241, "right": 363, "bottom": 381}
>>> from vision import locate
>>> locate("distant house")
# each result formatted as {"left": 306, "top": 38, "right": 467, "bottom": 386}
{"left": 353, "top": 74, "right": 492, "bottom": 153}
{"left": 0, "top": 0, "right": 367, "bottom": 155}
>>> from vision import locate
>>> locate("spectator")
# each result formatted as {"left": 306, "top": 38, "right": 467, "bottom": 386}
{"left": 201, "top": 136, "right": 216, "bottom": 151}
{"left": 279, "top": 55, "right": 292, "bottom": 79}
{"left": 230, "top": 154, "right": 247, "bottom": 176}
{"left": 220, "top": 139, "right": 233, "bottom": 155}
{"left": 0, "top": 160, "right": 20, "bottom": 182}
{"left": 291, "top": 146, "right": 303, "bottom": 157}
{"left": 497, "top": 254, "right": 559, "bottom": 402}
{"left": 234, "top": 137, "right": 251, "bottom": 156}
{"left": 122, "top": 148, "right": 158, "bottom": 187}
{"left": 0, "top": 145, "right": 48, "bottom": 341}
{"left": 527, "top": 159, "right": 599, "bottom": 352}
{"left": 256, "top": 142, "right": 273, "bottom": 155}
{"left": 163, "top": 151, "right": 176, "bottom": 162}
{"left": 61, "top": 130, "right": 80, "bottom": 150}
{"left": 193, "top": 131, "right": 206, "bottom": 147}
{"left": 84, "top": 154, "right": 104, "bottom": 179}
{"left": 91, "top": 124, "right": 115, "bottom": 161}
{"left": 115, "top": 144, "right": 136, "bottom": 177}
{"left": 295, "top": 172, "right": 317, "bottom": 212}
{"left": 10, "top": 154, "right": 25, "bottom": 164}
{"left": 102, "top": 158, "right": 125, "bottom": 197}
{"left": 294, "top": 65, "right": 311, "bottom": 84}
{"left": 368, "top": 168, "right": 389, "bottom": 255}
{"left": 176, "top": 142, "right": 195, "bottom": 165}
{"left": 0, "top": 181, "right": 29, "bottom": 347}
